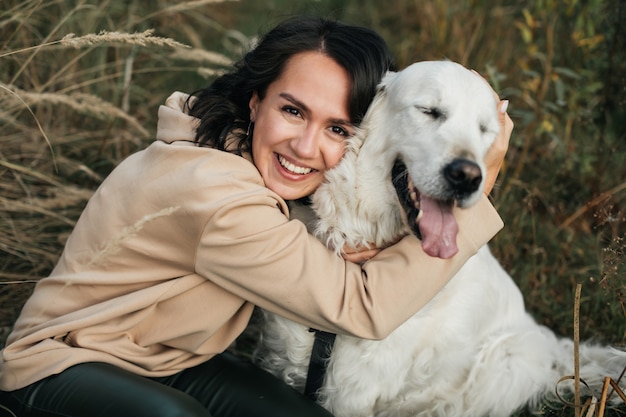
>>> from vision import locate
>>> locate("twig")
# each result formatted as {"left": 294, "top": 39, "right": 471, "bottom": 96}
{"left": 607, "top": 366, "right": 626, "bottom": 402}
{"left": 574, "top": 283, "right": 582, "bottom": 417}
{"left": 608, "top": 378, "right": 626, "bottom": 403}
{"left": 558, "top": 183, "right": 626, "bottom": 230}
{"left": 597, "top": 377, "right": 611, "bottom": 417}
{"left": 584, "top": 396, "right": 597, "bottom": 417}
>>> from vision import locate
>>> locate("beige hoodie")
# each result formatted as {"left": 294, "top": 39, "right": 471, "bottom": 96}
{"left": 0, "top": 92, "right": 503, "bottom": 390}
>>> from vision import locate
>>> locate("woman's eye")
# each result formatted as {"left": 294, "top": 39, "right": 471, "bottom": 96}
{"left": 330, "top": 126, "right": 349, "bottom": 137}
{"left": 283, "top": 106, "right": 301, "bottom": 117}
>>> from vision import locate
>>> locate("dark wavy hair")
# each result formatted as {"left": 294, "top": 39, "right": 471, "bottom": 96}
{"left": 187, "top": 15, "right": 396, "bottom": 155}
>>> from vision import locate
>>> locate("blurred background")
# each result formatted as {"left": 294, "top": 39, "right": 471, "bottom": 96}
{"left": 1, "top": 0, "right": 625, "bottom": 414}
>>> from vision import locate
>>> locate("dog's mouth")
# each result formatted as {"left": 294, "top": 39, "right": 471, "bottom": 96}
{"left": 392, "top": 159, "right": 459, "bottom": 259}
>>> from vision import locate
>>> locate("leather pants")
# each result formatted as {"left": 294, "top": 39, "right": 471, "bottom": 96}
{"left": 0, "top": 352, "right": 333, "bottom": 417}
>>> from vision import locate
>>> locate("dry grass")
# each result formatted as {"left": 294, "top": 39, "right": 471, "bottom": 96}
{"left": 1, "top": 0, "right": 625, "bottom": 415}
{"left": 0, "top": 0, "right": 244, "bottom": 341}
{"left": 553, "top": 285, "right": 626, "bottom": 417}
{"left": 59, "top": 29, "right": 190, "bottom": 49}
{"left": 87, "top": 206, "right": 180, "bottom": 268}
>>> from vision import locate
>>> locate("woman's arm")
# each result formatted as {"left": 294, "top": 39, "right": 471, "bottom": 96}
{"left": 195, "top": 179, "right": 502, "bottom": 340}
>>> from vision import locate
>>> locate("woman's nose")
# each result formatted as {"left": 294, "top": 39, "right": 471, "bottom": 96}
{"left": 291, "top": 127, "right": 319, "bottom": 159}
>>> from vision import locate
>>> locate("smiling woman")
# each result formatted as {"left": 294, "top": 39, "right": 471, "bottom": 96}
{"left": 0, "top": 15, "right": 510, "bottom": 417}
{"left": 249, "top": 51, "right": 352, "bottom": 200}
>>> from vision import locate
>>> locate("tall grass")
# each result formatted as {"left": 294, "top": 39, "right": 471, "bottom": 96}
{"left": 0, "top": 0, "right": 243, "bottom": 340}
{"left": 1, "top": 0, "right": 624, "bottom": 414}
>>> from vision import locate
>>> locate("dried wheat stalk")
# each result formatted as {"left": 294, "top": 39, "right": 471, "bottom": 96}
{"left": 60, "top": 29, "right": 189, "bottom": 50}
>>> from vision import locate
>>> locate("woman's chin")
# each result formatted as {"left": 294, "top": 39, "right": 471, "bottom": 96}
{"left": 268, "top": 180, "right": 318, "bottom": 201}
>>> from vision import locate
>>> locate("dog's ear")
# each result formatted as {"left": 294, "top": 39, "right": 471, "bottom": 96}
{"left": 377, "top": 70, "right": 398, "bottom": 93}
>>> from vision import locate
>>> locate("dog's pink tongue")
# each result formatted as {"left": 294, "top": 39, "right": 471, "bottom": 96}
{"left": 418, "top": 196, "right": 459, "bottom": 259}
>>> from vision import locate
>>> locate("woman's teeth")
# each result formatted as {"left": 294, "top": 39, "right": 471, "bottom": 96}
{"left": 278, "top": 155, "right": 312, "bottom": 175}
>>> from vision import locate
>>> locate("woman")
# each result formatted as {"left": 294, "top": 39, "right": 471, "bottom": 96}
{"left": 0, "top": 16, "right": 512, "bottom": 417}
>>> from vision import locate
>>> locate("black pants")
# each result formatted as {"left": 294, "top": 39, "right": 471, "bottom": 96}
{"left": 0, "top": 352, "right": 333, "bottom": 417}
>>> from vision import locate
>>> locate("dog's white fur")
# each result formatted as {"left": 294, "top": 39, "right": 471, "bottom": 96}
{"left": 254, "top": 61, "right": 626, "bottom": 417}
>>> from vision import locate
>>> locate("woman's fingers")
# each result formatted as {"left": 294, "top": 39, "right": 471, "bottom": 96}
{"left": 468, "top": 69, "right": 513, "bottom": 195}
{"left": 483, "top": 99, "right": 513, "bottom": 195}
{"left": 341, "top": 246, "right": 381, "bottom": 264}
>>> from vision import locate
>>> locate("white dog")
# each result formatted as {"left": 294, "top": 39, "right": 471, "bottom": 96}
{"left": 254, "top": 61, "right": 626, "bottom": 417}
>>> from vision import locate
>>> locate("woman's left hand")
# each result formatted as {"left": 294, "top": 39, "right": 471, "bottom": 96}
{"left": 483, "top": 99, "right": 513, "bottom": 195}
{"left": 470, "top": 70, "right": 513, "bottom": 196}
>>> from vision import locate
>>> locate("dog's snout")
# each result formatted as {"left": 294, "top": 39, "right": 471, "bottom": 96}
{"left": 444, "top": 159, "right": 482, "bottom": 195}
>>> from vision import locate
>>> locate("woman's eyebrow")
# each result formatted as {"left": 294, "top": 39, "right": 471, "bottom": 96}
{"left": 279, "top": 93, "right": 352, "bottom": 126}
{"left": 279, "top": 93, "right": 310, "bottom": 115}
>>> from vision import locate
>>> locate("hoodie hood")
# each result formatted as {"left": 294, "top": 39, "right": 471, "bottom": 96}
{"left": 156, "top": 92, "right": 199, "bottom": 145}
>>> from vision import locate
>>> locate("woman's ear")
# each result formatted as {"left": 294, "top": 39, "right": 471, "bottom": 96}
{"left": 249, "top": 92, "right": 259, "bottom": 122}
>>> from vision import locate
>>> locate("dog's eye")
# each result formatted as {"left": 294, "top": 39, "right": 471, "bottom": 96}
{"left": 418, "top": 106, "right": 443, "bottom": 120}
{"left": 480, "top": 124, "right": 487, "bottom": 134}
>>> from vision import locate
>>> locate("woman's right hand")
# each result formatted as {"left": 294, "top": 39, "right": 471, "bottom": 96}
{"left": 342, "top": 245, "right": 381, "bottom": 265}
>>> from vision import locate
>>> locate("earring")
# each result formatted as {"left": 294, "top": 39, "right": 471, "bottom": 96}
{"left": 246, "top": 121, "right": 253, "bottom": 139}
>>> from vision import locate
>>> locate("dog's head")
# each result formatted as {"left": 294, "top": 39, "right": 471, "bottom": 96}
{"left": 368, "top": 61, "right": 500, "bottom": 258}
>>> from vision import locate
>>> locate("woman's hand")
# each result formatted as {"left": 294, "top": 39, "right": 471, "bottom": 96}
{"left": 341, "top": 245, "right": 381, "bottom": 264}
{"left": 483, "top": 99, "right": 513, "bottom": 195}
{"left": 470, "top": 70, "right": 513, "bottom": 196}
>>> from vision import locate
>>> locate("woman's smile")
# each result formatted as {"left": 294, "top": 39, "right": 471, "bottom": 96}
{"left": 276, "top": 153, "right": 315, "bottom": 176}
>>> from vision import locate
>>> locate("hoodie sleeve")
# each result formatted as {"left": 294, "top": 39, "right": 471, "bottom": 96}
{"left": 195, "top": 171, "right": 503, "bottom": 340}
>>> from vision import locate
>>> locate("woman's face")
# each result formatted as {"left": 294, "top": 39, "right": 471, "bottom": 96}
{"left": 249, "top": 51, "right": 354, "bottom": 200}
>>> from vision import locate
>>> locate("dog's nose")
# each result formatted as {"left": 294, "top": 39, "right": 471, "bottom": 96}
{"left": 444, "top": 159, "right": 482, "bottom": 195}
